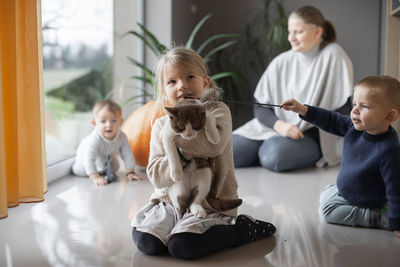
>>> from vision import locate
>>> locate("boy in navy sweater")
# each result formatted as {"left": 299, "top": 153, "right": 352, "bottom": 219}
{"left": 282, "top": 75, "right": 400, "bottom": 237}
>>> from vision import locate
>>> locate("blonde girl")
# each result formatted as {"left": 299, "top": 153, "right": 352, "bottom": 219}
{"left": 131, "top": 46, "right": 275, "bottom": 260}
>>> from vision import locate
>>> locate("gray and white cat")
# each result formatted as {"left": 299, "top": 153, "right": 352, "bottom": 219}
{"left": 150, "top": 89, "right": 242, "bottom": 218}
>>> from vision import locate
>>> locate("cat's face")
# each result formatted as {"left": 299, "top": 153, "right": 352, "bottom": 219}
{"left": 165, "top": 100, "right": 207, "bottom": 140}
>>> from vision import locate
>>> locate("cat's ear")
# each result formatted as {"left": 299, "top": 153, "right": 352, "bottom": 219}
{"left": 164, "top": 106, "right": 177, "bottom": 117}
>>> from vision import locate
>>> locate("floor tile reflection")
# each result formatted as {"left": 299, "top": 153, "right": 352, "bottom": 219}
{"left": 1, "top": 166, "right": 399, "bottom": 267}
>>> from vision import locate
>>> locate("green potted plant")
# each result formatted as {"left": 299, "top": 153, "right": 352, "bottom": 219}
{"left": 121, "top": 13, "right": 239, "bottom": 106}
{"left": 120, "top": 14, "right": 239, "bottom": 167}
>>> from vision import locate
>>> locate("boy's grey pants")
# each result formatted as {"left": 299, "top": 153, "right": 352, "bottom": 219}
{"left": 319, "top": 184, "right": 388, "bottom": 230}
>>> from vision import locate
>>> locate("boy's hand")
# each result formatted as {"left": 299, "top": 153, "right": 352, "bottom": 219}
{"left": 89, "top": 173, "right": 108, "bottom": 186}
{"left": 395, "top": 231, "right": 400, "bottom": 238}
{"left": 281, "top": 99, "right": 308, "bottom": 117}
{"left": 273, "top": 120, "right": 304, "bottom": 140}
{"left": 126, "top": 169, "right": 145, "bottom": 181}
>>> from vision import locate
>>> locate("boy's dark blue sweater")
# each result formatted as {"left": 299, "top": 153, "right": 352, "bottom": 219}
{"left": 302, "top": 105, "right": 400, "bottom": 231}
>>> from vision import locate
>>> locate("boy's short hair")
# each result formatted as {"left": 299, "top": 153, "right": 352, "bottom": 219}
{"left": 92, "top": 100, "right": 122, "bottom": 117}
{"left": 356, "top": 75, "right": 400, "bottom": 110}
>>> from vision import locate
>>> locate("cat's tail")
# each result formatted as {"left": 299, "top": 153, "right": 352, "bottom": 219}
{"left": 206, "top": 196, "right": 242, "bottom": 211}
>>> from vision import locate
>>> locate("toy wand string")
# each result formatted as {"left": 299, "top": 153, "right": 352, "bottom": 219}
{"left": 222, "top": 99, "right": 282, "bottom": 108}
{"left": 182, "top": 91, "right": 282, "bottom": 108}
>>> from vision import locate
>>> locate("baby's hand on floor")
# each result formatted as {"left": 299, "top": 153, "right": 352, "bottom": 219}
{"left": 395, "top": 231, "right": 400, "bottom": 238}
{"left": 89, "top": 174, "right": 108, "bottom": 186}
{"left": 126, "top": 170, "right": 145, "bottom": 181}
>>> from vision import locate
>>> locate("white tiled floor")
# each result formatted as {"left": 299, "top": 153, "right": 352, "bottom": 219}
{"left": 1, "top": 166, "right": 400, "bottom": 267}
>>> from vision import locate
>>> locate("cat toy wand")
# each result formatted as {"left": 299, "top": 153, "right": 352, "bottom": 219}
{"left": 222, "top": 99, "right": 283, "bottom": 108}
{"left": 182, "top": 93, "right": 282, "bottom": 108}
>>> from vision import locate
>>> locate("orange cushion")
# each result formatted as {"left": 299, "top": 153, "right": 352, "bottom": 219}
{"left": 122, "top": 100, "right": 165, "bottom": 167}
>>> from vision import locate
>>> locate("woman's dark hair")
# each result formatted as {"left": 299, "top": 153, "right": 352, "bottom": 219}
{"left": 291, "top": 6, "right": 336, "bottom": 49}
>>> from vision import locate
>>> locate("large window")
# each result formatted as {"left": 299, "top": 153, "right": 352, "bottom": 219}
{"left": 42, "top": 0, "right": 114, "bottom": 166}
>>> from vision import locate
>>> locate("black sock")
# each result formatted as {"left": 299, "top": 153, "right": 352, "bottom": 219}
{"left": 235, "top": 214, "right": 276, "bottom": 244}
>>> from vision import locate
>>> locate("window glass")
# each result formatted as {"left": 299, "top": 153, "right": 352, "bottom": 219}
{"left": 42, "top": 0, "right": 113, "bottom": 165}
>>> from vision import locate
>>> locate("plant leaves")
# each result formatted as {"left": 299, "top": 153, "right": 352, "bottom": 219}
{"left": 137, "top": 22, "right": 166, "bottom": 56}
{"left": 211, "top": 72, "right": 236, "bottom": 80}
{"left": 122, "top": 12, "right": 244, "bottom": 106}
{"left": 121, "top": 93, "right": 154, "bottom": 107}
{"left": 104, "top": 89, "right": 114, "bottom": 100}
{"left": 130, "top": 75, "right": 152, "bottom": 85}
{"left": 186, "top": 13, "right": 212, "bottom": 49}
{"left": 197, "top": 33, "right": 239, "bottom": 55}
{"left": 203, "top": 40, "right": 237, "bottom": 63}
{"left": 122, "top": 30, "right": 160, "bottom": 56}
{"left": 127, "top": 56, "right": 153, "bottom": 75}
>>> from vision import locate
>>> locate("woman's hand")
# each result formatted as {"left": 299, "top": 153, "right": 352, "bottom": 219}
{"left": 273, "top": 120, "right": 304, "bottom": 140}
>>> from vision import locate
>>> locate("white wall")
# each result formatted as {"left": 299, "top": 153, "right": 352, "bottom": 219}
{"left": 113, "top": 0, "right": 138, "bottom": 119}
{"left": 283, "top": 0, "right": 383, "bottom": 83}
{"left": 144, "top": 0, "right": 172, "bottom": 75}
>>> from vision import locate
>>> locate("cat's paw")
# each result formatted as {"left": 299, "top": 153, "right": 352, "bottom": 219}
{"left": 149, "top": 187, "right": 168, "bottom": 203}
{"left": 190, "top": 203, "right": 207, "bottom": 218}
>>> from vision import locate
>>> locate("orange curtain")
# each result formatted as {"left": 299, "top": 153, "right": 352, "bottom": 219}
{"left": 0, "top": 0, "right": 46, "bottom": 219}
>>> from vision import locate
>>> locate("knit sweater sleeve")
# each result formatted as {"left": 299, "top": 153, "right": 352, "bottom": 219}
{"left": 301, "top": 105, "right": 353, "bottom": 137}
{"left": 146, "top": 117, "right": 175, "bottom": 189}
{"left": 380, "top": 145, "right": 400, "bottom": 231}
{"left": 254, "top": 105, "right": 278, "bottom": 128}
